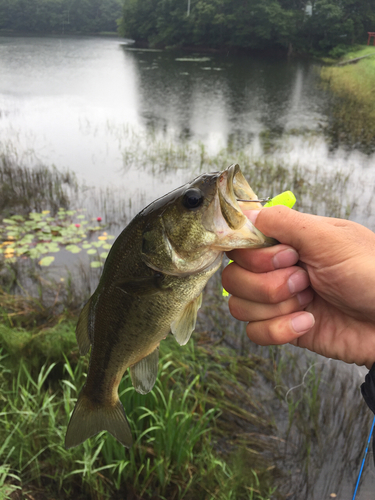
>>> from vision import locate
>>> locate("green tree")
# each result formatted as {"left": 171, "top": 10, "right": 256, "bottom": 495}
{"left": 0, "top": 0, "right": 122, "bottom": 34}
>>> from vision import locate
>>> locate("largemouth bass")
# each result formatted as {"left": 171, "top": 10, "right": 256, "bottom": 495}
{"left": 65, "top": 164, "right": 277, "bottom": 449}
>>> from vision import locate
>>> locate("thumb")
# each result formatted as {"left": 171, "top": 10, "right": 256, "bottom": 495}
{"left": 247, "top": 206, "right": 329, "bottom": 255}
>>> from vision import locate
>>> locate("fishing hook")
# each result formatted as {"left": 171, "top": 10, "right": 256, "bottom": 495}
{"left": 236, "top": 198, "right": 272, "bottom": 204}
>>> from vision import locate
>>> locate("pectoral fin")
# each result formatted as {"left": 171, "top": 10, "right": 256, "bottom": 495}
{"left": 130, "top": 346, "right": 160, "bottom": 395}
{"left": 171, "top": 294, "right": 203, "bottom": 346}
{"left": 75, "top": 299, "right": 92, "bottom": 356}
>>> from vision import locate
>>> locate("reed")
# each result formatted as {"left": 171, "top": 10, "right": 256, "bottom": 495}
{"left": 0, "top": 132, "right": 373, "bottom": 498}
{"left": 0, "top": 320, "right": 277, "bottom": 500}
{"left": 0, "top": 154, "right": 78, "bottom": 217}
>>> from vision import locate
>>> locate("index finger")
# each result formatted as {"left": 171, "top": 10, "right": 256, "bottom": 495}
{"left": 226, "top": 244, "right": 299, "bottom": 273}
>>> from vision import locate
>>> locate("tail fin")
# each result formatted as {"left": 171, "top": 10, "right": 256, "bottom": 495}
{"left": 65, "top": 388, "right": 133, "bottom": 449}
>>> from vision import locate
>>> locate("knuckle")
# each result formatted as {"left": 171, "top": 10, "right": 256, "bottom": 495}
{"left": 228, "top": 296, "right": 239, "bottom": 318}
{"left": 268, "top": 320, "right": 288, "bottom": 345}
{"left": 246, "top": 323, "right": 267, "bottom": 346}
{"left": 276, "top": 297, "right": 301, "bottom": 316}
{"left": 264, "top": 269, "right": 295, "bottom": 304}
{"left": 228, "top": 297, "right": 245, "bottom": 321}
{"left": 265, "top": 282, "right": 283, "bottom": 304}
{"left": 221, "top": 267, "right": 233, "bottom": 294}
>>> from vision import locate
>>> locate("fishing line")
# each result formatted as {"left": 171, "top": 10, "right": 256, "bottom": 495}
{"left": 279, "top": 359, "right": 332, "bottom": 404}
{"left": 352, "top": 415, "right": 375, "bottom": 500}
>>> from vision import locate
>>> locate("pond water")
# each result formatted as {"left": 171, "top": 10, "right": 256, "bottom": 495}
{"left": 1, "top": 35, "right": 374, "bottom": 225}
{"left": 1, "top": 35, "right": 375, "bottom": 499}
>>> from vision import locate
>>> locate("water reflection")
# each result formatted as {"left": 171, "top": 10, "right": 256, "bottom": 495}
{"left": 0, "top": 36, "right": 141, "bottom": 185}
{"left": 1, "top": 36, "right": 375, "bottom": 499}
{"left": 0, "top": 36, "right": 374, "bottom": 227}
{"left": 128, "top": 48, "right": 328, "bottom": 145}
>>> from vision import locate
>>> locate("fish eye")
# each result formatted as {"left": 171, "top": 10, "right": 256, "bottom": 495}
{"left": 182, "top": 188, "right": 204, "bottom": 209}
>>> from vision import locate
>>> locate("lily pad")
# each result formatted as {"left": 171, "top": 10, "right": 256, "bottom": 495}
{"left": 92, "top": 241, "right": 104, "bottom": 248}
{"left": 47, "top": 243, "right": 60, "bottom": 253}
{"left": 65, "top": 244, "right": 81, "bottom": 254}
{"left": 29, "top": 213, "right": 43, "bottom": 220}
{"left": 20, "top": 235, "right": 34, "bottom": 244}
{"left": 39, "top": 256, "right": 55, "bottom": 267}
{"left": 35, "top": 243, "right": 50, "bottom": 255}
{"left": 90, "top": 261, "right": 103, "bottom": 268}
{"left": 29, "top": 248, "right": 40, "bottom": 259}
{"left": 1, "top": 207, "right": 105, "bottom": 265}
{"left": 15, "top": 246, "right": 29, "bottom": 256}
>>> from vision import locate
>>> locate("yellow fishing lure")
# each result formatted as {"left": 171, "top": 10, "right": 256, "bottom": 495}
{"left": 222, "top": 191, "right": 296, "bottom": 297}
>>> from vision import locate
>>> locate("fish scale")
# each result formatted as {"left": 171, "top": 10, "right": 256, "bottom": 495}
{"left": 65, "top": 164, "right": 277, "bottom": 449}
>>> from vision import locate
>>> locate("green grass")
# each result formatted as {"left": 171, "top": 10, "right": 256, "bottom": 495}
{"left": 0, "top": 318, "right": 277, "bottom": 500}
{"left": 340, "top": 45, "right": 375, "bottom": 61}
{"left": 321, "top": 45, "right": 375, "bottom": 151}
{"left": 0, "top": 137, "right": 371, "bottom": 498}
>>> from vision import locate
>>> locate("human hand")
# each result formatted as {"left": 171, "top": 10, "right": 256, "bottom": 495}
{"left": 222, "top": 206, "right": 375, "bottom": 368}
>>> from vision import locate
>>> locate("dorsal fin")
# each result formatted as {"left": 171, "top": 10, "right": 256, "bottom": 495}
{"left": 75, "top": 299, "right": 92, "bottom": 356}
{"left": 130, "top": 346, "right": 160, "bottom": 395}
{"left": 171, "top": 293, "right": 202, "bottom": 346}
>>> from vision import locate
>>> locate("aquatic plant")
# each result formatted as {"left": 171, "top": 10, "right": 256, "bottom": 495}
{"left": 0, "top": 209, "right": 113, "bottom": 268}
{"left": 0, "top": 128, "right": 373, "bottom": 498}
{"left": 0, "top": 325, "right": 277, "bottom": 500}
{"left": 0, "top": 154, "right": 77, "bottom": 216}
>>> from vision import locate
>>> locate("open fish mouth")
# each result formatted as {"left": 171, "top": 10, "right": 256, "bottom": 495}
{"left": 212, "top": 163, "right": 277, "bottom": 249}
{"left": 217, "top": 164, "right": 263, "bottom": 230}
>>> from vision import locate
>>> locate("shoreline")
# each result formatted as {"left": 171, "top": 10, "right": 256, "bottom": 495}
{"left": 0, "top": 30, "right": 349, "bottom": 60}
{"left": 0, "top": 29, "right": 120, "bottom": 38}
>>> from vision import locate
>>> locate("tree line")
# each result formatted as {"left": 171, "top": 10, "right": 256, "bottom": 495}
{"left": 0, "top": 0, "right": 122, "bottom": 34}
{"left": 0, "top": 0, "right": 374, "bottom": 54}
{"left": 118, "top": 0, "right": 375, "bottom": 55}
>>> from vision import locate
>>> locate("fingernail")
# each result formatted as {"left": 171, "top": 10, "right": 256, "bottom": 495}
{"left": 273, "top": 248, "right": 299, "bottom": 269}
{"left": 297, "top": 288, "right": 314, "bottom": 306}
{"left": 291, "top": 312, "right": 315, "bottom": 334}
{"left": 288, "top": 270, "right": 310, "bottom": 294}
{"left": 245, "top": 210, "right": 261, "bottom": 225}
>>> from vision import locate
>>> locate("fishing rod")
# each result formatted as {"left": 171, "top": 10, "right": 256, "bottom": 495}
{"left": 352, "top": 363, "right": 375, "bottom": 500}
{"left": 352, "top": 415, "right": 375, "bottom": 500}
